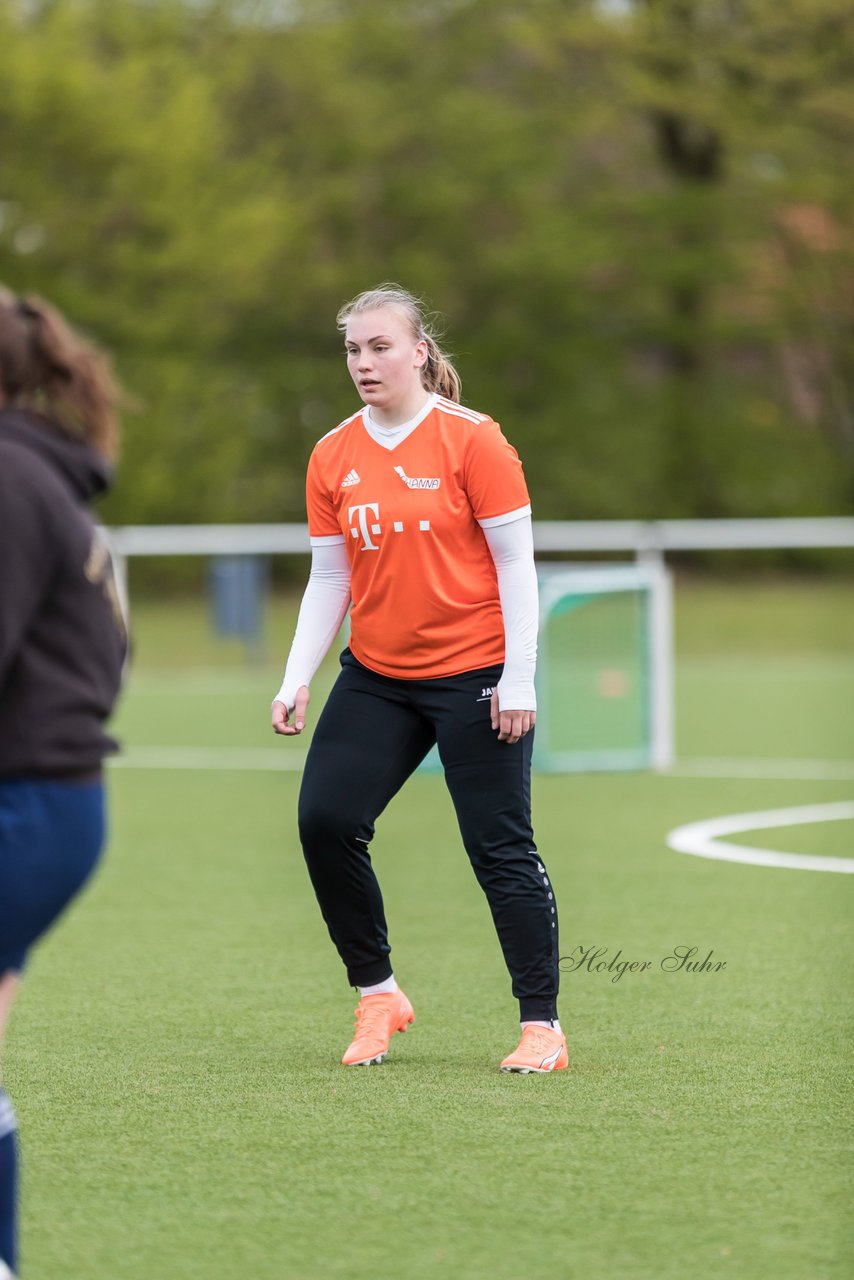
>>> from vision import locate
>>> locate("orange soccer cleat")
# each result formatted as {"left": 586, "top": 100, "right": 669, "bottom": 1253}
{"left": 341, "top": 989, "right": 415, "bottom": 1066}
{"left": 500, "top": 1024, "right": 569, "bottom": 1074}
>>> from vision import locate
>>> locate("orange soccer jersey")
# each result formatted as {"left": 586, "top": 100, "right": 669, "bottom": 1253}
{"left": 305, "top": 394, "right": 531, "bottom": 680}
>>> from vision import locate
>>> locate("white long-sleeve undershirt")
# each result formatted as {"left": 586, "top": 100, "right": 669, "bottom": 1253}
{"left": 481, "top": 514, "right": 538, "bottom": 712}
{"left": 273, "top": 541, "right": 350, "bottom": 712}
{"left": 272, "top": 515, "right": 538, "bottom": 713}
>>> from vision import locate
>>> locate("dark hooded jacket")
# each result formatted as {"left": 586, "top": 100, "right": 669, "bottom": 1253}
{"left": 0, "top": 408, "right": 127, "bottom": 777}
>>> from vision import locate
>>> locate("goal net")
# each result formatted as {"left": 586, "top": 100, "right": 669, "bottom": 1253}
{"left": 534, "top": 563, "right": 673, "bottom": 772}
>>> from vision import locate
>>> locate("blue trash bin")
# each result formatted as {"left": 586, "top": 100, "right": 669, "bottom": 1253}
{"left": 208, "top": 555, "right": 268, "bottom": 658}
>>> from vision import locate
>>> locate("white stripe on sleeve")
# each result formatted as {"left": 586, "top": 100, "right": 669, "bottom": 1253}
{"left": 477, "top": 504, "right": 532, "bottom": 530}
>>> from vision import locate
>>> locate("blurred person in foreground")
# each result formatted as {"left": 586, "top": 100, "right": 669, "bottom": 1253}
{"left": 0, "top": 289, "right": 127, "bottom": 1278}
{"left": 272, "top": 284, "right": 566, "bottom": 1075}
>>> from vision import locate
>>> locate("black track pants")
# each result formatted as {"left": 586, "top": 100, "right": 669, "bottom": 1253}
{"left": 297, "top": 648, "right": 559, "bottom": 1021}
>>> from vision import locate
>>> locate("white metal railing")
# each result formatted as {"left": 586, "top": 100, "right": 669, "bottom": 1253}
{"left": 107, "top": 516, "right": 854, "bottom": 559}
{"left": 532, "top": 517, "right": 854, "bottom": 553}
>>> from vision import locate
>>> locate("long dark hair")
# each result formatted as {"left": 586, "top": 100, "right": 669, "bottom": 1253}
{"left": 0, "top": 287, "right": 122, "bottom": 461}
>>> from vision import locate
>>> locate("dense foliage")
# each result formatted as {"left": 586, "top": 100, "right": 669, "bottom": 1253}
{"left": 1, "top": 0, "right": 852, "bottom": 522}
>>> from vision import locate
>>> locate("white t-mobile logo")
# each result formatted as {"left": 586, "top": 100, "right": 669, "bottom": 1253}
{"left": 348, "top": 503, "right": 382, "bottom": 550}
{"left": 348, "top": 502, "right": 432, "bottom": 551}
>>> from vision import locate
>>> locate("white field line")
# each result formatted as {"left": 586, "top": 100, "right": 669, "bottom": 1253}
{"left": 107, "top": 748, "right": 854, "bottom": 782}
{"left": 108, "top": 746, "right": 306, "bottom": 771}
{"left": 667, "top": 802, "right": 854, "bottom": 874}
{"left": 673, "top": 757, "right": 854, "bottom": 781}
{"left": 125, "top": 675, "right": 280, "bottom": 695}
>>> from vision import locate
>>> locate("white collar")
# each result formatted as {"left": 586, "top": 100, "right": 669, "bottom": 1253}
{"left": 361, "top": 393, "right": 437, "bottom": 451}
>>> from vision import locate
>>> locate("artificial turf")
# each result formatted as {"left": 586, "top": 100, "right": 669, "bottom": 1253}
{"left": 6, "top": 577, "right": 853, "bottom": 1279}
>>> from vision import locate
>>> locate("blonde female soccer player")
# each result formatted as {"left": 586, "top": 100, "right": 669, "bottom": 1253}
{"left": 272, "top": 284, "right": 566, "bottom": 1075}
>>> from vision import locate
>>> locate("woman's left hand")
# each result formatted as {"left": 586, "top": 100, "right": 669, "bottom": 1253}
{"left": 490, "top": 691, "right": 536, "bottom": 745}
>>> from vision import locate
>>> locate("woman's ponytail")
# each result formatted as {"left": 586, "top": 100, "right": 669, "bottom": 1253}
{"left": 421, "top": 334, "right": 462, "bottom": 403}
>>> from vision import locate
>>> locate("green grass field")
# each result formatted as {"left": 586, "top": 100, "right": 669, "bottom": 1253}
{"left": 6, "top": 577, "right": 854, "bottom": 1279}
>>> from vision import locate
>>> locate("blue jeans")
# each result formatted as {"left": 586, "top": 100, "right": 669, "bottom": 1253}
{"left": 0, "top": 777, "right": 105, "bottom": 974}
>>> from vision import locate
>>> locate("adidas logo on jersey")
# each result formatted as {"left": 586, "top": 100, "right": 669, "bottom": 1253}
{"left": 394, "top": 465, "right": 440, "bottom": 490}
{"left": 340, "top": 469, "right": 361, "bottom": 488}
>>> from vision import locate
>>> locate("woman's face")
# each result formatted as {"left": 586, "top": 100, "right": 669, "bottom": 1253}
{"left": 344, "top": 307, "right": 427, "bottom": 416}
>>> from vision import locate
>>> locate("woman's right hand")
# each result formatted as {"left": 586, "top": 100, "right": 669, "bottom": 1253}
{"left": 272, "top": 685, "right": 311, "bottom": 735}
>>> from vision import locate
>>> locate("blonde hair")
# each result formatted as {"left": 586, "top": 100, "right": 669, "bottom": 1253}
{"left": 0, "top": 287, "right": 122, "bottom": 461}
{"left": 336, "top": 283, "right": 462, "bottom": 403}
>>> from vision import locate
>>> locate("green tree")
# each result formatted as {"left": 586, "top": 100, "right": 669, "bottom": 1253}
{"left": 0, "top": 0, "right": 851, "bottom": 523}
